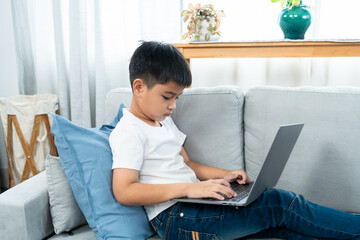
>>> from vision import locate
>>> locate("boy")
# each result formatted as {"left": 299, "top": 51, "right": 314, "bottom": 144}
{"left": 110, "top": 41, "right": 360, "bottom": 239}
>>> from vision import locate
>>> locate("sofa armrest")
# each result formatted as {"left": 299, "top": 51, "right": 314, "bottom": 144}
{"left": 0, "top": 171, "right": 54, "bottom": 240}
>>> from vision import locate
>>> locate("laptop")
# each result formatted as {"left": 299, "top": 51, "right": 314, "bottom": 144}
{"left": 172, "top": 123, "right": 304, "bottom": 206}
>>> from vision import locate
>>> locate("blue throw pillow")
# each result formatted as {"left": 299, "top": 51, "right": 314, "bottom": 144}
{"left": 50, "top": 104, "right": 154, "bottom": 240}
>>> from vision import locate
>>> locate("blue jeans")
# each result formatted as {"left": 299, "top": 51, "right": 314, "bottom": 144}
{"left": 150, "top": 189, "right": 360, "bottom": 240}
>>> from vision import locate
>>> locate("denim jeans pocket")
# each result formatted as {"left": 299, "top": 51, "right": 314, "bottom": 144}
{"left": 150, "top": 216, "right": 164, "bottom": 233}
{"left": 178, "top": 228, "right": 220, "bottom": 240}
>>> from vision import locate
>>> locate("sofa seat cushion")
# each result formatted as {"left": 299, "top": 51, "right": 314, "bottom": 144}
{"left": 47, "top": 225, "right": 96, "bottom": 240}
{"left": 45, "top": 224, "right": 279, "bottom": 240}
{"left": 46, "top": 224, "right": 164, "bottom": 240}
{"left": 244, "top": 86, "right": 360, "bottom": 214}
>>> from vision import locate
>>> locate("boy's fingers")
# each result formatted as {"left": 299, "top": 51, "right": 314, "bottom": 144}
{"left": 217, "top": 185, "right": 237, "bottom": 198}
{"left": 237, "top": 175, "right": 248, "bottom": 184}
{"left": 206, "top": 180, "right": 236, "bottom": 198}
{"left": 213, "top": 179, "right": 231, "bottom": 188}
{"left": 236, "top": 178, "right": 246, "bottom": 184}
{"left": 235, "top": 172, "right": 249, "bottom": 184}
{"left": 230, "top": 171, "right": 247, "bottom": 181}
{"left": 210, "top": 192, "right": 225, "bottom": 200}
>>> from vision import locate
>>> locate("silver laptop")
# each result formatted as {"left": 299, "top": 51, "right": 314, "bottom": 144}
{"left": 173, "top": 123, "right": 304, "bottom": 206}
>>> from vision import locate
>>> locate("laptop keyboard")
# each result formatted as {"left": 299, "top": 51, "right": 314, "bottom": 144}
{"left": 223, "top": 182, "right": 253, "bottom": 202}
{"left": 202, "top": 182, "right": 254, "bottom": 202}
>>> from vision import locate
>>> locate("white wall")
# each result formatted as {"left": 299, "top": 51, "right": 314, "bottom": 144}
{"left": 0, "top": 0, "right": 19, "bottom": 188}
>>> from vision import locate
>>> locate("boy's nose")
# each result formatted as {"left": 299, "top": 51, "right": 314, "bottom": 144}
{"left": 169, "top": 101, "right": 176, "bottom": 110}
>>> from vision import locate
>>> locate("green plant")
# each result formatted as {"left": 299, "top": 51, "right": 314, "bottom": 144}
{"left": 181, "top": 3, "right": 225, "bottom": 41}
{"left": 271, "top": 0, "right": 301, "bottom": 9}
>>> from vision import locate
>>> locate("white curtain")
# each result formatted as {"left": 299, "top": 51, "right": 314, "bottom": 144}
{"left": 11, "top": 0, "right": 182, "bottom": 127}
{"left": 10, "top": 0, "right": 360, "bottom": 127}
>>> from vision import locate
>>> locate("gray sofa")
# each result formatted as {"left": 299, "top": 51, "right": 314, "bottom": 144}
{"left": 1, "top": 86, "right": 360, "bottom": 240}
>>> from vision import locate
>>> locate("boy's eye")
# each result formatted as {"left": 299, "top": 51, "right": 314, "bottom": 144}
{"left": 162, "top": 96, "right": 170, "bottom": 100}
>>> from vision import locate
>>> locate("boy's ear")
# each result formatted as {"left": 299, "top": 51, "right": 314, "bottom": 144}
{"left": 132, "top": 79, "right": 145, "bottom": 96}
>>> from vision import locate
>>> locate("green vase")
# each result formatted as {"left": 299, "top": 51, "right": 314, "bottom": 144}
{"left": 278, "top": 1, "right": 312, "bottom": 40}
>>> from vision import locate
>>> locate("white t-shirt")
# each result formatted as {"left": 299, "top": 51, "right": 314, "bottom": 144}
{"left": 110, "top": 109, "right": 199, "bottom": 220}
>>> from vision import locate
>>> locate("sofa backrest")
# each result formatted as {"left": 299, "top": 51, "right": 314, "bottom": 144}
{"left": 105, "top": 86, "right": 245, "bottom": 171}
{"left": 245, "top": 86, "right": 360, "bottom": 214}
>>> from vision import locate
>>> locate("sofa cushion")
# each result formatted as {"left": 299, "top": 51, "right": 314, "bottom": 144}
{"left": 105, "top": 86, "right": 245, "bottom": 170}
{"left": 47, "top": 225, "right": 96, "bottom": 240}
{"left": 45, "top": 155, "right": 86, "bottom": 234}
{"left": 46, "top": 225, "right": 162, "bottom": 240}
{"left": 244, "top": 86, "right": 360, "bottom": 214}
{"left": 50, "top": 104, "right": 154, "bottom": 240}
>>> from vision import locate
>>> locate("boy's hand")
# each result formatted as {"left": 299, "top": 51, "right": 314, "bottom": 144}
{"left": 186, "top": 179, "right": 237, "bottom": 200}
{"left": 224, "top": 170, "right": 250, "bottom": 185}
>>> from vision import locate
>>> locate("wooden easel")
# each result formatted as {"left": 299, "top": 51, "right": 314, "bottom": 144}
{"left": 4, "top": 114, "right": 58, "bottom": 188}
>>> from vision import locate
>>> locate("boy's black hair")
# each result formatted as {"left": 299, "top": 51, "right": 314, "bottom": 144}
{"left": 129, "top": 41, "right": 192, "bottom": 89}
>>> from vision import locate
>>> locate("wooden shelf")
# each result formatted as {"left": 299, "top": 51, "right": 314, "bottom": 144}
{"left": 173, "top": 41, "right": 360, "bottom": 65}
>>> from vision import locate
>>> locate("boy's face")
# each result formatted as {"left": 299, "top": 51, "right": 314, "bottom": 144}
{"left": 135, "top": 80, "right": 184, "bottom": 123}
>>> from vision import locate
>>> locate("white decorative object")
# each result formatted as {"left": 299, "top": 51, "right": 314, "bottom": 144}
{"left": 189, "top": 17, "right": 220, "bottom": 42}
{"left": 181, "top": 3, "right": 225, "bottom": 42}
